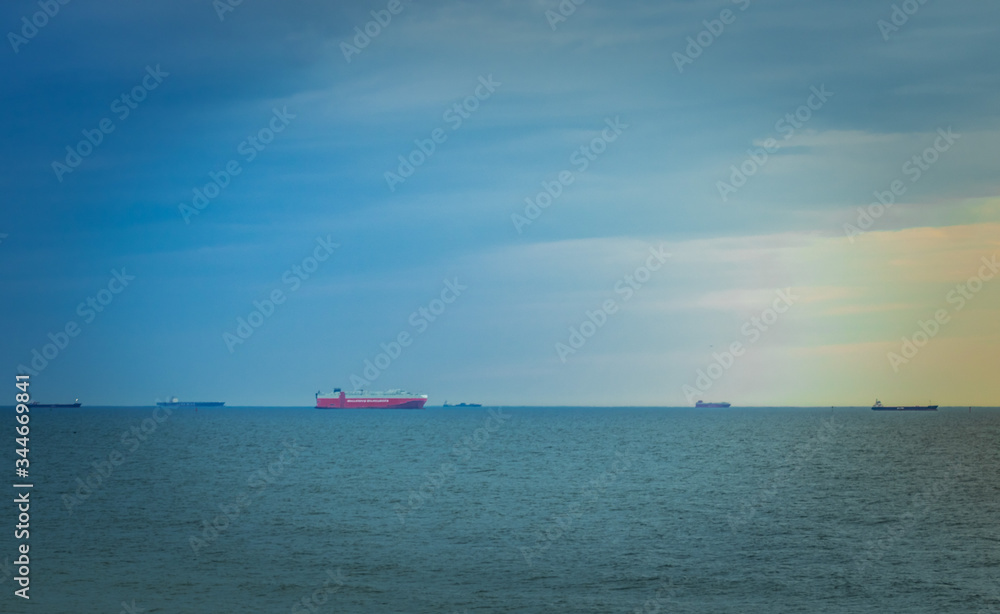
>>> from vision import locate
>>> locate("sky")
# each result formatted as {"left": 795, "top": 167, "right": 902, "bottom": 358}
{"left": 1, "top": 0, "right": 998, "bottom": 406}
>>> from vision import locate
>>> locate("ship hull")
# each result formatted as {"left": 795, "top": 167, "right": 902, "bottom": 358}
{"left": 315, "top": 389, "right": 427, "bottom": 409}
{"left": 872, "top": 405, "right": 938, "bottom": 411}
{"left": 30, "top": 402, "right": 81, "bottom": 408}
{"left": 316, "top": 397, "right": 427, "bottom": 409}
{"left": 695, "top": 402, "right": 731, "bottom": 408}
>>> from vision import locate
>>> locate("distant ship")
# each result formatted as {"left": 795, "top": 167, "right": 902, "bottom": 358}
{"left": 156, "top": 397, "right": 225, "bottom": 408}
{"left": 695, "top": 400, "right": 731, "bottom": 408}
{"left": 871, "top": 399, "right": 937, "bottom": 411}
{"left": 29, "top": 399, "right": 81, "bottom": 408}
{"left": 443, "top": 401, "right": 482, "bottom": 407}
{"left": 316, "top": 388, "right": 427, "bottom": 409}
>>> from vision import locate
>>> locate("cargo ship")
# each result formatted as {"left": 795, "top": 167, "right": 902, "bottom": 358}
{"left": 695, "top": 400, "right": 731, "bottom": 408}
{"left": 156, "top": 397, "right": 225, "bottom": 408}
{"left": 29, "top": 399, "right": 81, "bottom": 408}
{"left": 871, "top": 399, "right": 937, "bottom": 411}
{"left": 443, "top": 401, "right": 482, "bottom": 407}
{"left": 315, "top": 388, "right": 428, "bottom": 409}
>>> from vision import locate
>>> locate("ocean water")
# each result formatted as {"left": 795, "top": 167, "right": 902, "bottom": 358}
{"left": 3, "top": 406, "right": 999, "bottom": 613}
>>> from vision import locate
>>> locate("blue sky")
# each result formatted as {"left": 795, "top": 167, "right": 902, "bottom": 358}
{"left": 2, "top": 0, "right": 998, "bottom": 406}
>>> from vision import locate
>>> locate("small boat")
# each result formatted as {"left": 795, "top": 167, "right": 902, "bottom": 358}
{"left": 443, "top": 401, "right": 483, "bottom": 407}
{"left": 29, "top": 399, "right": 81, "bottom": 408}
{"left": 695, "top": 400, "right": 731, "bottom": 408}
{"left": 156, "top": 397, "right": 225, "bottom": 408}
{"left": 871, "top": 399, "right": 937, "bottom": 411}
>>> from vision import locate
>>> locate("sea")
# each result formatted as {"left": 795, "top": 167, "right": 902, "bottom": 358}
{"left": 2, "top": 406, "right": 999, "bottom": 613}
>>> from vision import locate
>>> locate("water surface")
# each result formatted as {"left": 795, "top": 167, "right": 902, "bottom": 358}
{"left": 3, "top": 406, "right": 998, "bottom": 613}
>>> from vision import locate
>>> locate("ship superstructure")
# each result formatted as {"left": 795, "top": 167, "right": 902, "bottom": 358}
{"left": 871, "top": 399, "right": 937, "bottom": 411}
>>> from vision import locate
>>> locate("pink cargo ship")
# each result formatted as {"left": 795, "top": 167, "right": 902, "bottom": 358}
{"left": 315, "top": 388, "right": 428, "bottom": 409}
